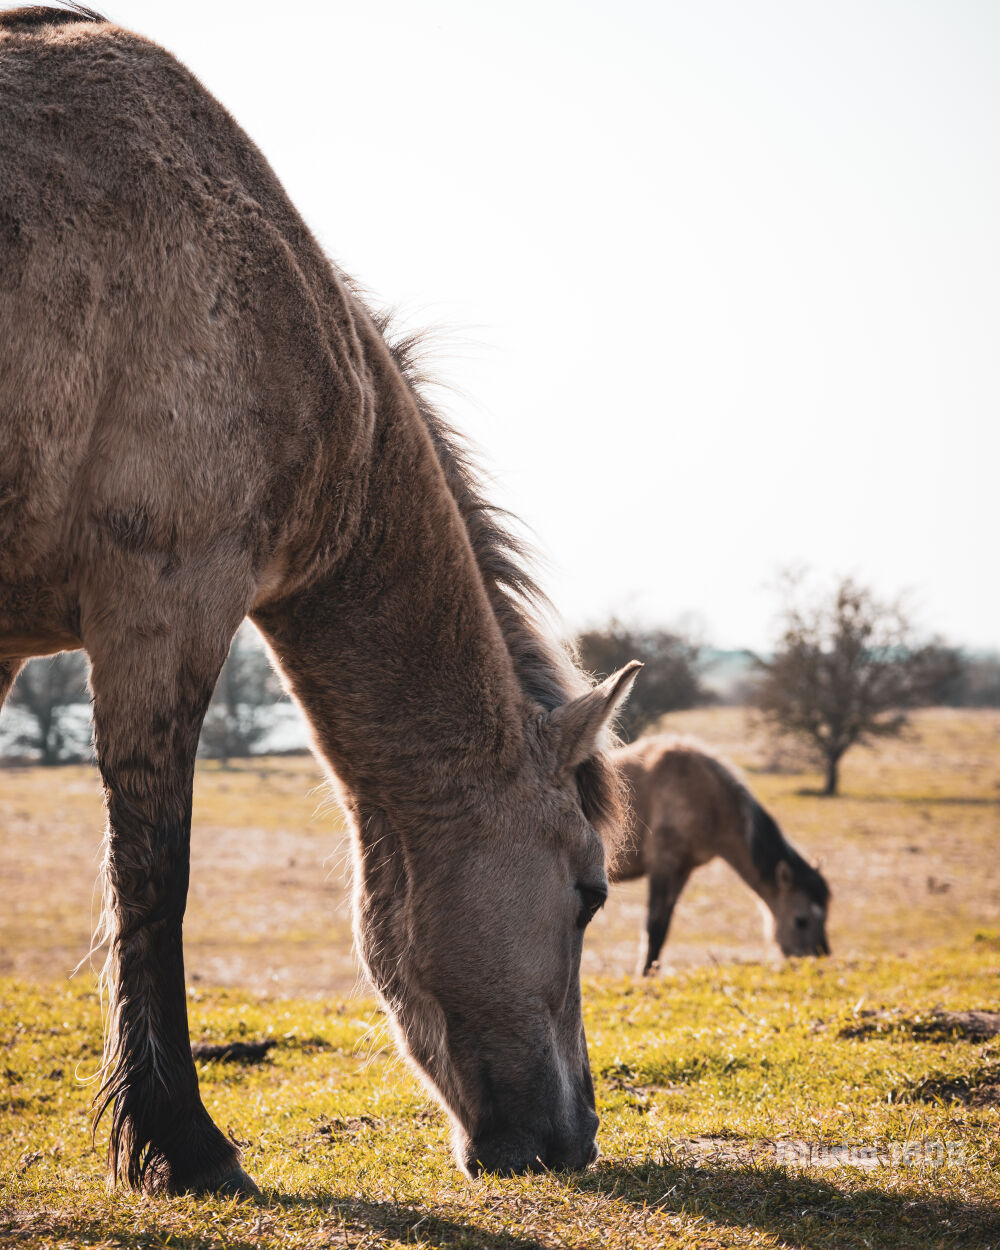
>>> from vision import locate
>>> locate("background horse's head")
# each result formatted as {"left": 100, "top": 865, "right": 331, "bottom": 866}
{"left": 352, "top": 664, "right": 640, "bottom": 1176}
{"left": 769, "top": 857, "right": 831, "bottom": 957}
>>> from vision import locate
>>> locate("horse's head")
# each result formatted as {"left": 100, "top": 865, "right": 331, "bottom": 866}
{"left": 770, "top": 857, "right": 831, "bottom": 957}
{"left": 352, "top": 663, "right": 640, "bottom": 1177}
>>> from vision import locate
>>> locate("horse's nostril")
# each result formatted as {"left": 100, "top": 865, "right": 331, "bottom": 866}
{"left": 586, "top": 1139, "right": 599, "bottom": 1166}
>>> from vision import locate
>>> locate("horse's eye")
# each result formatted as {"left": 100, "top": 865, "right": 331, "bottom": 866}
{"left": 576, "top": 884, "right": 608, "bottom": 929}
{"left": 795, "top": 916, "right": 810, "bottom": 930}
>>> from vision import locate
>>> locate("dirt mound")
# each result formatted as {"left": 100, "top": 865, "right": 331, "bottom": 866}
{"left": 899, "top": 1065, "right": 1000, "bottom": 1107}
{"left": 191, "top": 1038, "right": 277, "bottom": 1063}
{"left": 840, "top": 1007, "right": 1000, "bottom": 1041}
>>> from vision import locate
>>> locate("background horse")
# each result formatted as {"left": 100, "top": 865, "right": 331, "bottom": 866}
{"left": 0, "top": 5, "right": 639, "bottom": 1193}
{"left": 611, "top": 736, "right": 830, "bottom": 973}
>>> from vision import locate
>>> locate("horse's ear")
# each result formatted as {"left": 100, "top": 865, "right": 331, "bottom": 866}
{"left": 546, "top": 661, "right": 642, "bottom": 771}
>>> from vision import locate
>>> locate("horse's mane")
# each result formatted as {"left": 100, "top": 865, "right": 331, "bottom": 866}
{"left": 372, "top": 313, "right": 625, "bottom": 844}
{"left": 0, "top": 3, "right": 105, "bottom": 30}
{"left": 694, "top": 745, "right": 829, "bottom": 904}
{"left": 746, "top": 797, "right": 829, "bottom": 905}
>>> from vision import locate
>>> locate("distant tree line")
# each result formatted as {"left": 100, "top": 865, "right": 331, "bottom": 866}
{"left": 199, "top": 630, "right": 284, "bottom": 764}
{"left": 574, "top": 619, "right": 711, "bottom": 742}
{"left": 576, "top": 581, "right": 998, "bottom": 796}
{"left": 2, "top": 589, "right": 997, "bottom": 770}
{"left": 1, "top": 628, "right": 290, "bottom": 766}
{"left": 933, "top": 655, "right": 1000, "bottom": 709}
{"left": 4, "top": 652, "right": 91, "bottom": 765}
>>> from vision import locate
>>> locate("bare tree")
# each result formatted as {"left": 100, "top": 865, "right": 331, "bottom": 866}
{"left": 7, "top": 652, "right": 91, "bottom": 764}
{"left": 200, "top": 628, "right": 280, "bottom": 763}
{"left": 575, "top": 619, "right": 707, "bottom": 741}
{"left": 754, "top": 575, "right": 957, "bottom": 796}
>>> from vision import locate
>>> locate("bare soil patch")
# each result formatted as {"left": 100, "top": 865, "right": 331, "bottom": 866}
{"left": 840, "top": 1008, "right": 1000, "bottom": 1041}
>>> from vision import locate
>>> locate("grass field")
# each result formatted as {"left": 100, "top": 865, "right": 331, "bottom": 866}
{"left": 1, "top": 708, "right": 998, "bottom": 1247}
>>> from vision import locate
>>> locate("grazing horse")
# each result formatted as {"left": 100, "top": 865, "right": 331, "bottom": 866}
{"left": 0, "top": 6, "right": 640, "bottom": 1193}
{"left": 610, "top": 737, "right": 830, "bottom": 974}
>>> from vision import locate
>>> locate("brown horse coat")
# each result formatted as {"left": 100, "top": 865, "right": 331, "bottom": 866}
{"left": 0, "top": 6, "right": 639, "bottom": 1192}
{"left": 611, "top": 736, "right": 830, "bottom": 972}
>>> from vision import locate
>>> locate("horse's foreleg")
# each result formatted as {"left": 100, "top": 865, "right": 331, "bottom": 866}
{"left": 640, "top": 864, "right": 691, "bottom": 976}
{"left": 88, "top": 630, "right": 257, "bottom": 1196}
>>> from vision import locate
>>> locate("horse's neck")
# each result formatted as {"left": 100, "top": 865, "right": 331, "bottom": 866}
{"left": 253, "top": 349, "right": 528, "bottom": 824}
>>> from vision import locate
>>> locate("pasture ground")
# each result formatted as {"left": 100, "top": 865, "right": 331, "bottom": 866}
{"left": 1, "top": 708, "right": 998, "bottom": 1247}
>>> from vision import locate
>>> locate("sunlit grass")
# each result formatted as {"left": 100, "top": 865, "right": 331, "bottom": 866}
{"left": 1, "top": 708, "right": 998, "bottom": 1245}
{"left": 2, "top": 942, "right": 999, "bottom": 1248}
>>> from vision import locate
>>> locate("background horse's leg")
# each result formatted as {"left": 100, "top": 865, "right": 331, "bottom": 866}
{"left": 641, "top": 863, "right": 692, "bottom": 976}
{"left": 88, "top": 624, "right": 257, "bottom": 1196}
{"left": 0, "top": 659, "right": 24, "bottom": 710}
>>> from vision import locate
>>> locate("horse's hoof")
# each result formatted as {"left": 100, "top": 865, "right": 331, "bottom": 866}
{"left": 144, "top": 1160, "right": 262, "bottom": 1199}
{"left": 211, "top": 1166, "right": 261, "bottom": 1200}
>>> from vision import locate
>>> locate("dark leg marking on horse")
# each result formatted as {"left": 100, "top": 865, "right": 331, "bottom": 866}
{"left": 89, "top": 635, "right": 259, "bottom": 1196}
{"left": 641, "top": 864, "right": 692, "bottom": 976}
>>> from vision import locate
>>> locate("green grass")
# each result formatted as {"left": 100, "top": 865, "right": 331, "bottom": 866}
{"left": 2, "top": 708, "right": 999, "bottom": 1246}
{"left": 2, "top": 939, "right": 999, "bottom": 1248}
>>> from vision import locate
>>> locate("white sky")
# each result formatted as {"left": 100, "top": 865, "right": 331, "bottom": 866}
{"left": 72, "top": 2, "right": 1000, "bottom": 647}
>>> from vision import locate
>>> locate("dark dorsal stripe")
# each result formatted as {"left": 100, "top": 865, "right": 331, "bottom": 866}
{"left": 748, "top": 797, "right": 829, "bottom": 905}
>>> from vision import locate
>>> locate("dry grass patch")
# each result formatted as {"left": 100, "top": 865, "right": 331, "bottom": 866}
{"left": 2, "top": 709, "right": 997, "bottom": 989}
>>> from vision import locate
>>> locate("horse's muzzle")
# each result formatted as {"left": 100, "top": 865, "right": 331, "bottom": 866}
{"left": 464, "top": 1108, "right": 600, "bottom": 1177}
